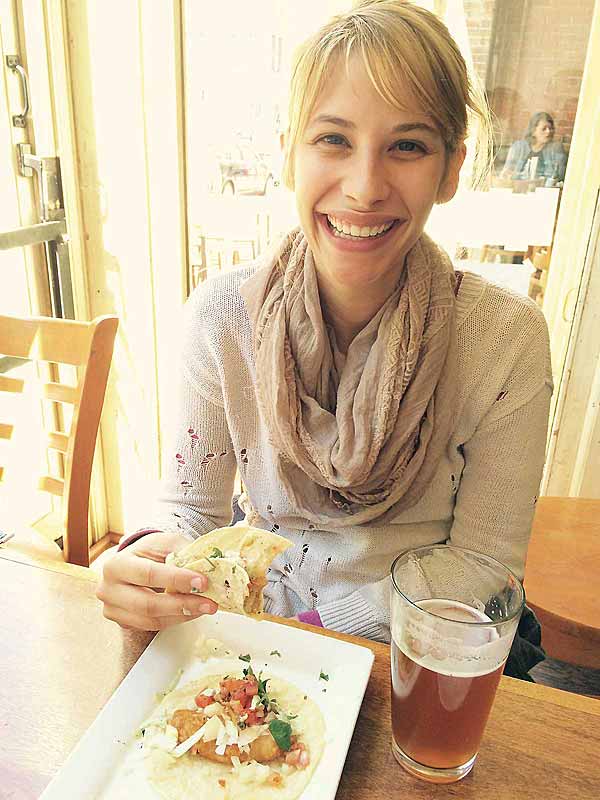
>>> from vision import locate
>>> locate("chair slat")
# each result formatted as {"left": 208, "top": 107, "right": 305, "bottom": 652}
{"left": 42, "top": 382, "right": 79, "bottom": 404}
{"left": 0, "top": 375, "right": 24, "bottom": 393}
{"left": 0, "top": 315, "right": 93, "bottom": 365}
{"left": 0, "top": 423, "right": 14, "bottom": 440}
{"left": 0, "top": 314, "right": 118, "bottom": 567}
{"left": 38, "top": 475, "right": 65, "bottom": 496}
{"left": 47, "top": 431, "right": 69, "bottom": 452}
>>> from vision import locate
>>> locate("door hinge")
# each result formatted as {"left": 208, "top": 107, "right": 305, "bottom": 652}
{"left": 16, "top": 144, "right": 64, "bottom": 222}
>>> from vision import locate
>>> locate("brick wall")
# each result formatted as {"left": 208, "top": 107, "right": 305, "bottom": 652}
{"left": 487, "top": 0, "right": 594, "bottom": 147}
{"left": 463, "top": 0, "right": 497, "bottom": 86}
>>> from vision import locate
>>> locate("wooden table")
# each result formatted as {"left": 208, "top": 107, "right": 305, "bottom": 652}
{"left": 525, "top": 497, "right": 600, "bottom": 668}
{"left": 2, "top": 554, "right": 599, "bottom": 800}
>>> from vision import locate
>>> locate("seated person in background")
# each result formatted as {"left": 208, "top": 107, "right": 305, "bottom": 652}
{"left": 501, "top": 111, "right": 567, "bottom": 184}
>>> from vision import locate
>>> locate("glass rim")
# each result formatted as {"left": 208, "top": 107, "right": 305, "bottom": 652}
{"left": 390, "top": 544, "right": 525, "bottom": 627}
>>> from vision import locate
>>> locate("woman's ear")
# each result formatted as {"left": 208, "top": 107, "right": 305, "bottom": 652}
{"left": 437, "top": 142, "right": 467, "bottom": 204}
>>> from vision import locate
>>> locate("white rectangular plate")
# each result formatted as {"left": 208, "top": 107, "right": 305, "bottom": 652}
{"left": 40, "top": 612, "right": 374, "bottom": 800}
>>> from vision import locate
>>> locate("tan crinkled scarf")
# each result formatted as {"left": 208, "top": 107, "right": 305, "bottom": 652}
{"left": 240, "top": 227, "right": 458, "bottom": 527}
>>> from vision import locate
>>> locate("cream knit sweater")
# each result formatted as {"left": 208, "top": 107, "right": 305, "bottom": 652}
{"left": 154, "top": 263, "right": 553, "bottom": 643}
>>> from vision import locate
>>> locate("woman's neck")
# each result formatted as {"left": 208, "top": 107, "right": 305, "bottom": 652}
{"left": 320, "top": 282, "right": 394, "bottom": 353}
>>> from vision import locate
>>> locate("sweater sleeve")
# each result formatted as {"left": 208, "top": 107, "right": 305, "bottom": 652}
{"left": 501, "top": 139, "right": 523, "bottom": 178}
{"left": 141, "top": 282, "right": 239, "bottom": 539}
{"left": 449, "top": 381, "right": 552, "bottom": 581}
{"left": 316, "top": 575, "right": 392, "bottom": 643}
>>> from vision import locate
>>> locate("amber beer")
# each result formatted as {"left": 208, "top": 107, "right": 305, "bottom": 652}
{"left": 390, "top": 546, "right": 524, "bottom": 783}
{"left": 391, "top": 600, "right": 504, "bottom": 771}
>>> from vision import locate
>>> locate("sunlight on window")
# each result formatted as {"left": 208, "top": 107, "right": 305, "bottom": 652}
{"left": 183, "top": 0, "right": 353, "bottom": 289}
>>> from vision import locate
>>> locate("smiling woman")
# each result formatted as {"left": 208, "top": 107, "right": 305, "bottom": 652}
{"left": 97, "top": 1, "right": 552, "bottom": 689}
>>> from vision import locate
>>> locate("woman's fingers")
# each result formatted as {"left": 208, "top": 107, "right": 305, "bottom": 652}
{"left": 103, "top": 551, "right": 208, "bottom": 594}
{"left": 101, "top": 603, "right": 195, "bottom": 632}
{"left": 96, "top": 531, "right": 218, "bottom": 631}
{"left": 97, "top": 582, "right": 217, "bottom": 621}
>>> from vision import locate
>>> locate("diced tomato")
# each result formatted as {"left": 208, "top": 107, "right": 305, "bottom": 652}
{"left": 244, "top": 682, "right": 258, "bottom": 696}
{"left": 194, "top": 693, "right": 214, "bottom": 709}
{"left": 244, "top": 709, "right": 264, "bottom": 726}
{"left": 220, "top": 678, "right": 247, "bottom": 694}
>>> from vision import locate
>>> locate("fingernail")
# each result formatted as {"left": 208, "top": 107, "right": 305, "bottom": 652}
{"left": 190, "top": 577, "right": 206, "bottom": 591}
{"left": 181, "top": 607, "right": 192, "bottom": 616}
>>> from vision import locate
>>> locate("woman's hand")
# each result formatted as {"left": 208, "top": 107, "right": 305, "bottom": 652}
{"left": 96, "top": 531, "right": 218, "bottom": 631}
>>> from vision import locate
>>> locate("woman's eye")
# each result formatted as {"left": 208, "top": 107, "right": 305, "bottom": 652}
{"left": 318, "top": 134, "right": 347, "bottom": 146}
{"left": 393, "top": 141, "right": 425, "bottom": 153}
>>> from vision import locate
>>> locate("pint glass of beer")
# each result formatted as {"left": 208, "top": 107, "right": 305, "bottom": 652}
{"left": 390, "top": 545, "right": 524, "bottom": 784}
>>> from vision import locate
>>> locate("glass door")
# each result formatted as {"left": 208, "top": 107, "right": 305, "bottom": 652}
{"left": 0, "top": 0, "right": 78, "bottom": 541}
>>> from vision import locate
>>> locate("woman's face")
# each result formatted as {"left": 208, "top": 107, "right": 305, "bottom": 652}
{"left": 291, "top": 55, "right": 464, "bottom": 300}
{"left": 533, "top": 119, "right": 553, "bottom": 145}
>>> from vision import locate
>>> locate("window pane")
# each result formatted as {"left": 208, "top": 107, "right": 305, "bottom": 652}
{"left": 420, "top": 0, "right": 594, "bottom": 309}
{"left": 183, "top": 0, "right": 353, "bottom": 290}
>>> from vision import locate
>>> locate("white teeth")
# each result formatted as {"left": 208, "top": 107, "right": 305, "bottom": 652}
{"left": 326, "top": 214, "right": 394, "bottom": 239}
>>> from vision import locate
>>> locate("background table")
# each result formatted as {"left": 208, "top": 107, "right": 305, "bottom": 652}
{"left": 1, "top": 553, "right": 599, "bottom": 800}
{"left": 525, "top": 497, "right": 600, "bottom": 668}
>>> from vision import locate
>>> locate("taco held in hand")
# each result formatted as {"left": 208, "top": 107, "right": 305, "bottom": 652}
{"left": 143, "top": 662, "right": 325, "bottom": 799}
{"left": 166, "top": 524, "right": 292, "bottom": 615}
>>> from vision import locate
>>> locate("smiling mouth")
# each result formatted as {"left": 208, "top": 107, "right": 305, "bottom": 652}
{"left": 324, "top": 214, "right": 398, "bottom": 240}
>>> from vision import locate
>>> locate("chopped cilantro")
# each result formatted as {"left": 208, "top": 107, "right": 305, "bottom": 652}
{"left": 202, "top": 556, "right": 216, "bottom": 572}
{"left": 270, "top": 650, "right": 282, "bottom": 657}
{"left": 319, "top": 671, "right": 329, "bottom": 681}
{"left": 209, "top": 547, "right": 224, "bottom": 558}
{"left": 269, "top": 719, "right": 292, "bottom": 751}
{"left": 239, "top": 654, "right": 252, "bottom": 662}
{"left": 241, "top": 661, "right": 280, "bottom": 713}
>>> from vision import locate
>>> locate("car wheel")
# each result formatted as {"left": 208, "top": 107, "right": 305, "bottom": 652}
{"left": 222, "top": 181, "right": 235, "bottom": 197}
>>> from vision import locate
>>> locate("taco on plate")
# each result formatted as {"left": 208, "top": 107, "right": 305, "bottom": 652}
{"left": 143, "top": 664, "right": 325, "bottom": 799}
{"left": 166, "top": 524, "right": 292, "bottom": 615}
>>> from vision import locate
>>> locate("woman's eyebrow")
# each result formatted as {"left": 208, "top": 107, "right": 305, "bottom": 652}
{"left": 309, "top": 114, "right": 440, "bottom": 137}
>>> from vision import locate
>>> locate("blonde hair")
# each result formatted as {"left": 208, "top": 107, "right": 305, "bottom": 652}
{"left": 282, "top": 0, "right": 493, "bottom": 190}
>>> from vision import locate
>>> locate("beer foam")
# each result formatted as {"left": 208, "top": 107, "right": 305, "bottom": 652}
{"left": 391, "top": 599, "right": 511, "bottom": 678}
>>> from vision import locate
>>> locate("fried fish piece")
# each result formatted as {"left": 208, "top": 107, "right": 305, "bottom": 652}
{"left": 169, "top": 709, "right": 283, "bottom": 764}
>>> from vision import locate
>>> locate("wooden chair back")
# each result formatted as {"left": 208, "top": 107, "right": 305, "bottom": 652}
{"left": 0, "top": 314, "right": 118, "bottom": 566}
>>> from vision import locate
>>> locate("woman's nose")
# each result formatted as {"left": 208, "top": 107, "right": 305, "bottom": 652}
{"left": 342, "top": 154, "right": 390, "bottom": 208}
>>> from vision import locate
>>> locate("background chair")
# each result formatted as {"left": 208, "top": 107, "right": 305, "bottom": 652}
{"left": 0, "top": 314, "right": 118, "bottom": 567}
